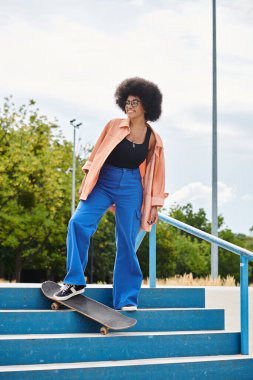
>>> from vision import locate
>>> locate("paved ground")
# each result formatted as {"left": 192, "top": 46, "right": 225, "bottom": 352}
{"left": 205, "top": 286, "right": 253, "bottom": 354}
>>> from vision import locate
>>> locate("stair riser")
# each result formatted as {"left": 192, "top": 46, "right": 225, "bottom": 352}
{"left": 1, "top": 359, "right": 253, "bottom": 380}
{"left": 0, "top": 309, "right": 224, "bottom": 334}
{"left": 0, "top": 333, "right": 240, "bottom": 365}
{"left": 0, "top": 287, "right": 205, "bottom": 310}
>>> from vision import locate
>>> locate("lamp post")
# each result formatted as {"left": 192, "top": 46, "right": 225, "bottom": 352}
{"left": 70, "top": 119, "right": 82, "bottom": 215}
{"left": 211, "top": 0, "right": 218, "bottom": 278}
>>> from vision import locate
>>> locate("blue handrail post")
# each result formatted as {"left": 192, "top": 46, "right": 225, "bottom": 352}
{"left": 240, "top": 255, "right": 249, "bottom": 354}
{"left": 149, "top": 224, "right": 157, "bottom": 288}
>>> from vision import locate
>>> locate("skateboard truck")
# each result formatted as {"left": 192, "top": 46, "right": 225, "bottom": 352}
{"left": 51, "top": 301, "right": 110, "bottom": 335}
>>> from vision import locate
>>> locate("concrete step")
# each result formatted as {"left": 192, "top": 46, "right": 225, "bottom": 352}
{"left": 0, "top": 284, "right": 205, "bottom": 309}
{"left": 0, "top": 331, "right": 240, "bottom": 366}
{"left": 1, "top": 355, "right": 253, "bottom": 380}
{"left": 0, "top": 308, "right": 224, "bottom": 334}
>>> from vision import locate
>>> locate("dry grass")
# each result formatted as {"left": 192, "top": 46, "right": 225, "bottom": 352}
{"left": 1, "top": 274, "right": 252, "bottom": 286}
{"left": 143, "top": 273, "right": 238, "bottom": 286}
{"left": 0, "top": 278, "right": 16, "bottom": 283}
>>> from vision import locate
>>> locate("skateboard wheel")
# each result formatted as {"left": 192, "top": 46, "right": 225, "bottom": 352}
{"left": 51, "top": 302, "right": 60, "bottom": 310}
{"left": 100, "top": 326, "right": 109, "bottom": 335}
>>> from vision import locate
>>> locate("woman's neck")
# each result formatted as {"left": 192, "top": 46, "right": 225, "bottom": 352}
{"left": 129, "top": 116, "right": 146, "bottom": 131}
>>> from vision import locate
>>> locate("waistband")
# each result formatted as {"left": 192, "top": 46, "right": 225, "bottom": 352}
{"left": 102, "top": 163, "right": 140, "bottom": 173}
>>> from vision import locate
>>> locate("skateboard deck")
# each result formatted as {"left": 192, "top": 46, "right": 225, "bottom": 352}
{"left": 41, "top": 281, "right": 137, "bottom": 334}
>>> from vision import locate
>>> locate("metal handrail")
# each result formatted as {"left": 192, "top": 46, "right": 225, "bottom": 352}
{"left": 136, "top": 211, "right": 253, "bottom": 355}
{"left": 158, "top": 214, "right": 253, "bottom": 260}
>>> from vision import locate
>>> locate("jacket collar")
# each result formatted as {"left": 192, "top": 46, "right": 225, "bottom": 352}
{"left": 119, "top": 118, "right": 130, "bottom": 128}
{"left": 119, "top": 118, "right": 163, "bottom": 148}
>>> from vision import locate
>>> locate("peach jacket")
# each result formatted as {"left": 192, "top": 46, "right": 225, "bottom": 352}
{"left": 79, "top": 118, "right": 169, "bottom": 232}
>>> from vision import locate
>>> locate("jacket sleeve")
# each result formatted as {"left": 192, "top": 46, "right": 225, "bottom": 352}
{"left": 82, "top": 120, "right": 111, "bottom": 173}
{"left": 151, "top": 147, "right": 169, "bottom": 207}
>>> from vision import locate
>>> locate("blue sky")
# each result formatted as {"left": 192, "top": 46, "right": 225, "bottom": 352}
{"left": 0, "top": 0, "right": 252, "bottom": 234}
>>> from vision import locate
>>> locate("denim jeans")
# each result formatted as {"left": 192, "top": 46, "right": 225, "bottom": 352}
{"left": 64, "top": 163, "right": 143, "bottom": 309}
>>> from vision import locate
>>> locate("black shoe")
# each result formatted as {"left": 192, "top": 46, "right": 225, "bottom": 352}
{"left": 54, "top": 284, "right": 85, "bottom": 301}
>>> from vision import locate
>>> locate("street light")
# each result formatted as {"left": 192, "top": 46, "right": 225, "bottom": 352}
{"left": 211, "top": 0, "right": 218, "bottom": 278}
{"left": 70, "top": 119, "right": 82, "bottom": 215}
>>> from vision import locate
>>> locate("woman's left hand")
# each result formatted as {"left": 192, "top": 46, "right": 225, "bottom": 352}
{"left": 147, "top": 206, "right": 158, "bottom": 225}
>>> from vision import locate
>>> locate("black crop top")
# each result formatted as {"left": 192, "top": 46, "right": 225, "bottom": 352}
{"left": 104, "top": 127, "right": 151, "bottom": 169}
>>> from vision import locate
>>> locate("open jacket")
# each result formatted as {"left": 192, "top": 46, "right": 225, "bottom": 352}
{"left": 80, "top": 118, "right": 169, "bottom": 232}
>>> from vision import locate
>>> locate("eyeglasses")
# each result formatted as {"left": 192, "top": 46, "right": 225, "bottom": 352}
{"left": 124, "top": 99, "right": 142, "bottom": 108}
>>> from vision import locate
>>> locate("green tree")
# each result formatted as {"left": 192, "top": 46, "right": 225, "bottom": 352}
{"left": 137, "top": 221, "right": 178, "bottom": 279}
{"left": 218, "top": 229, "right": 253, "bottom": 284}
{"left": 155, "top": 204, "right": 212, "bottom": 278}
{"left": 0, "top": 97, "right": 83, "bottom": 281}
{"left": 218, "top": 228, "right": 241, "bottom": 283}
{"left": 169, "top": 203, "right": 224, "bottom": 235}
{"left": 161, "top": 203, "right": 252, "bottom": 282}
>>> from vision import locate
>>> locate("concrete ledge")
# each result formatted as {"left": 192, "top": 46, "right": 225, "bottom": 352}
{"left": 1, "top": 355, "right": 253, "bottom": 380}
{"left": 0, "top": 331, "right": 241, "bottom": 365}
{"left": 0, "top": 286, "right": 205, "bottom": 309}
{"left": 0, "top": 308, "right": 224, "bottom": 334}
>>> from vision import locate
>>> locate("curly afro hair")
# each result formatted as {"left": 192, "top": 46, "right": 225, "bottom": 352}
{"left": 114, "top": 77, "right": 162, "bottom": 122}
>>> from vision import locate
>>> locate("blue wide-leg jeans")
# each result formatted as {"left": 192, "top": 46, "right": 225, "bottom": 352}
{"left": 64, "top": 164, "right": 143, "bottom": 309}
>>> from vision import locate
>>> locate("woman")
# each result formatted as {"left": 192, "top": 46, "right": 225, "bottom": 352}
{"left": 54, "top": 77, "right": 168, "bottom": 311}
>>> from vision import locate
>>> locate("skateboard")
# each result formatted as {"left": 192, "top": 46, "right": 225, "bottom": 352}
{"left": 41, "top": 281, "right": 137, "bottom": 335}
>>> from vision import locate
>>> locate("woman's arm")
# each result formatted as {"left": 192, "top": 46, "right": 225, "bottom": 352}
{"left": 146, "top": 131, "right": 159, "bottom": 224}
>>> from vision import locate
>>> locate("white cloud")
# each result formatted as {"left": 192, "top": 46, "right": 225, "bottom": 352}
{"left": 218, "top": 182, "right": 237, "bottom": 205}
{"left": 165, "top": 181, "right": 236, "bottom": 208}
{"left": 241, "top": 194, "right": 253, "bottom": 201}
{"left": 0, "top": 2, "right": 251, "bottom": 134}
{"left": 167, "top": 182, "right": 211, "bottom": 205}
{"left": 0, "top": 2, "right": 252, "bottom": 134}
